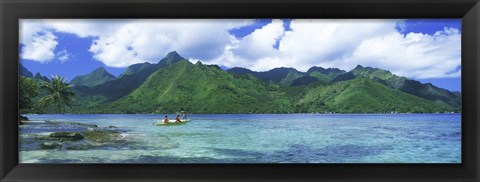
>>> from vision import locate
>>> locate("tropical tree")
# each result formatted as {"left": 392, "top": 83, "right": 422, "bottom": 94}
{"left": 19, "top": 76, "right": 39, "bottom": 113}
{"left": 38, "top": 75, "right": 76, "bottom": 113}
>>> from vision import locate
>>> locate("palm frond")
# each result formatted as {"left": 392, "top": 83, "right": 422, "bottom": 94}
{"left": 38, "top": 75, "right": 76, "bottom": 113}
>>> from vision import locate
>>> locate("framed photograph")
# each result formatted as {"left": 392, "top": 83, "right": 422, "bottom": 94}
{"left": 1, "top": 0, "right": 479, "bottom": 181}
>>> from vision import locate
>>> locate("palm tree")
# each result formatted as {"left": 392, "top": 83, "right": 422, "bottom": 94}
{"left": 38, "top": 75, "right": 76, "bottom": 113}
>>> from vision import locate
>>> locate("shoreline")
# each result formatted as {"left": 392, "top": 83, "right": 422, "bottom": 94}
{"left": 21, "top": 112, "right": 462, "bottom": 115}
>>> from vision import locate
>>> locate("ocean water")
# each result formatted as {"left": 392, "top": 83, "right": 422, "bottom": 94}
{"left": 19, "top": 114, "right": 461, "bottom": 163}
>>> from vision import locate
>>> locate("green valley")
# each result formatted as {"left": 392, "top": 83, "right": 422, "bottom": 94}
{"left": 20, "top": 51, "right": 462, "bottom": 114}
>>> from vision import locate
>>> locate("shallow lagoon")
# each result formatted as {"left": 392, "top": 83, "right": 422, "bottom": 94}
{"left": 19, "top": 114, "right": 461, "bottom": 163}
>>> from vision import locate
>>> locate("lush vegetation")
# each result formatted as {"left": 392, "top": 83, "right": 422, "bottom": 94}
{"left": 228, "top": 67, "right": 304, "bottom": 86}
{"left": 70, "top": 67, "right": 116, "bottom": 87}
{"left": 19, "top": 76, "right": 39, "bottom": 113}
{"left": 38, "top": 75, "right": 76, "bottom": 113}
{"left": 81, "top": 60, "right": 292, "bottom": 114}
{"left": 297, "top": 77, "right": 449, "bottom": 113}
{"left": 20, "top": 51, "right": 462, "bottom": 114}
{"left": 349, "top": 65, "right": 462, "bottom": 108}
{"left": 119, "top": 62, "right": 154, "bottom": 77}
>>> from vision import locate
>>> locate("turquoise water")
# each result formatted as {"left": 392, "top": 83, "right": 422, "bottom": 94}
{"left": 19, "top": 114, "right": 461, "bottom": 163}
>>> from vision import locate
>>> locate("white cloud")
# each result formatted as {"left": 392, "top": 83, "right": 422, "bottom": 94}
{"left": 20, "top": 19, "right": 127, "bottom": 64}
{"left": 210, "top": 19, "right": 403, "bottom": 71}
{"left": 210, "top": 19, "right": 461, "bottom": 79}
{"left": 88, "top": 20, "right": 247, "bottom": 67}
{"left": 19, "top": 19, "right": 461, "bottom": 79}
{"left": 20, "top": 30, "right": 58, "bottom": 62}
{"left": 207, "top": 19, "right": 286, "bottom": 69}
{"left": 232, "top": 19, "right": 285, "bottom": 60}
{"left": 347, "top": 27, "right": 461, "bottom": 79}
{"left": 56, "top": 49, "right": 71, "bottom": 63}
{"left": 21, "top": 19, "right": 253, "bottom": 67}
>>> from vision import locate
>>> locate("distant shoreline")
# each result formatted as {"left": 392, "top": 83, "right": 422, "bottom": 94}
{"left": 21, "top": 112, "right": 461, "bottom": 115}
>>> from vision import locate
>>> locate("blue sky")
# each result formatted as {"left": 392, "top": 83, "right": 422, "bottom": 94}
{"left": 397, "top": 19, "right": 461, "bottom": 36}
{"left": 396, "top": 19, "right": 461, "bottom": 91}
{"left": 21, "top": 32, "right": 125, "bottom": 80}
{"left": 20, "top": 19, "right": 461, "bottom": 91}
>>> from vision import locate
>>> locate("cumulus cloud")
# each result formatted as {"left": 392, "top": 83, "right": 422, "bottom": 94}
{"left": 20, "top": 19, "right": 253, "bottom": 67}
{"left": 56, "top": 49, "right": 71, "bottom": 63}
{"left": 211, "top": 19, "right": 461, "bottom": 79}
{"left": 20, "top": 31, "right": 58, "bottom": 63}
{"left": 19, "top": 19, "right": 461, "bottom": 79}
{"left": 207, "top": 19, "right": 286, "bottom": 69}
{"left": 88, "top": 20, "right": 252, "bottom": 67}
{"left": 211, "top": 19, "right": 404, "bottom": 71}
{"left": 346, "top": 27, "right": 461, "bottom": 79}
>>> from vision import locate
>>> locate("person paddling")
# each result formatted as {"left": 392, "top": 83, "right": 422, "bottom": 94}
{"left": 175, "top": 115, "right": 181, "bottom": 123}
{"left": 163, "top": 116, "right": 169, "bottom": 124}
{"left": 182, "top": 111, "right": 187, "bottom": 120}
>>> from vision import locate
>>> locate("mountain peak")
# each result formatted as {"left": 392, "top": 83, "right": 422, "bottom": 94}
{"left": 352, "top": 65, "right": 381, "bottom": 73}
{"left": 308, "top": 66, "right": 345, "bottom": 74}
{"left": 165, "top": 51, "right": 184, "bottom": 60}
{"left": 70, "top": 67, "right": 115, "bottom": 87}
{"left": 90, "top": 67, "right": 116, "bottom": 78}
{"left": 354, "top": 65, "right": 364, "bottom": 69}
{"left": 158, "top": 51, "right": 186, "bottom": 66}
{"left": 270, "top": 67, "right": 297, "bottom": 72}
{"left": 92, "top": 67, "right": 107, "bottom": 73}
{"left": 227, "top": 67, "right": 254, "bottom": 75}
{"left": 34, "top": 72, "right": 50, "bottom": 82}
{"left": 352, "top": 65, "right": 392, "bottom": 75}
{"left": 307, "top": 66, "right": 326, "bottom": 73}
{"left": 121, "top": 62, "right": 154, "bottom": 77}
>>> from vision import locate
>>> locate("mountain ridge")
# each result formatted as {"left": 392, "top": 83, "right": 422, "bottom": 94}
{"left": 70, "top": 67, "right": 116, "bottom": 87}
{"left": 20, "top": 51, "right": 461, "bottom": 114}
{"left": 72, "top": 51, "right": 187, "bottom": 102}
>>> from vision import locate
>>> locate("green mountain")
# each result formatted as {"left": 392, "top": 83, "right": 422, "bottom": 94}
{"left": 307, "top": 66, "right": 345, "bottom": 83}
{"left": 120, "top": 62, "right": 154, "bottom": 77}
{"left": 158, "top": 51, "right": 186, "bottom": 67}
{"left": 298, "top": 77, "right": 451, "bottom": 113}
{"left": 227, "top": 67, "right": 254, "bottom": 75}
{"left": 291, "top": 75, "right": 319, "bottom": 86}
{"left": 332, "top": 72, "right": 356, "bottom": 82}
{"left": 228, "top": 67, "right": 305, "bottom": 86}
{"left": 346, "top": 65, "right": 461, "bottom": 108}
{"left": 73, "top": 51, "right": 188, "bottom": 103}
{"left": 43, "top": 51, "right": 460, "bottom": 114}
{"left": 290, "top": 66, "right": 346, "bottom": 86}
{"left": 91, "top": 60, "right": 292, "bottom": 114}
{"left": 34, "top": 72, "right": 50, "bottom": 82}
{"left": 20, "top": 64, "right": 34, "bottom": 78}
{"left": 70, "top": 67, "right": 116, "bottom": 87}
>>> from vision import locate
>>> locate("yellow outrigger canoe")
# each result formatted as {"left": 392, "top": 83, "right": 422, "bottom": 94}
{"left": 154, "top": 119, "right": 190, "bottom": 126}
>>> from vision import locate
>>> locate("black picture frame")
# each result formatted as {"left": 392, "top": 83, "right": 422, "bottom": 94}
{"left": 1, "top": 0, "right": 479, "bottom": 181}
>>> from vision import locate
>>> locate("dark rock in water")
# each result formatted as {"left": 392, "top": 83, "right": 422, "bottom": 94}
{"left": 108, "top": 126, "right": 118, "bottom": 128}
{"left": 66, "top": 144, "right": 92, "bottom": 150}
{"left": 49, "top": 132, "right": 84, "bottom": 141}
{"left": 32, "top": 135, "right": 52, "bottom": 140}
{"left": 19, "top": 115, "right": 29, "bottom": 125}
{"left": 41, "top": 142, "right": 62, "bottom": 149}
{"left": 19, "top": 115, "right": 29, "bottom": 121}
{"left": 46, "top": 121, "right": 98, "bottom": 128}
{"left": 81, "top": 130, "right": 120, "bottom": 142}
